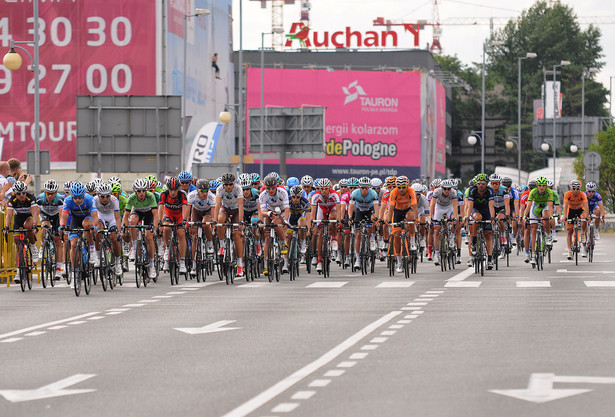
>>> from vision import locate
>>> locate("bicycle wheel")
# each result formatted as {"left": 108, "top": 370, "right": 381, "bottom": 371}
{"left": 135, "top": 243, "right": 142, "bottom": 288}
{"left": 41, "top": 241, "right": 49, "bottom": 288}
{"left": 73, "top": 243, "right": 83, "bottom": 296}
{"left": 100, "top": 243, "right": 108, "bottom": 292}
{"left": 289, "top": 238, "right": 297, "bottom": 281}
{"left": 195, "top": 237, "right": 203, "bottom": 283}
{"left": 83, "top": 247, "right": 92, "bottom": 295}
{"left": 17, "top": 245, "right": 27, "bottom": 290}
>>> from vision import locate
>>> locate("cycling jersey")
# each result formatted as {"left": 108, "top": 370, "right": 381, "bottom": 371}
{"left": 520, "top": 189, "right": 530, "bottom": 207}
{"left": 388, "top": 187, "right": 417, "bottom": 211}
{"left": 311, "top": 190, "right": 341, "bottom": 211}
{"left": 431, "top": 187, "right": 457, "bottom": 207}
{"left": 116, "top": 194, "right": 128, "bottom": 216}
{"left": 302, "top": 188, "right": 316, "bottom": 201}
{"left": 259, "top": 187, "right": 290, "bottom": 213}
{"left": 340, "top": 191, "right": 351, "bottom": 207}
{"left": 187, "top": 189, "right": 216, "bottom": 212}
{"left": 94, "top": 195, "right": 120, "bottom": 228}
{"left": 586, "top": 191, "right": 602, "bottom": 212}
{"left": 216, "top": 184, "right": 243, "bottom": 210}
{"left": 349, "top": 188, "right": 378, "bottom": 212}
{"left": 9, "top": 193, "right": 37, "bottom": 216}
{"left": 552, "top": 190, "right": 560, "bottom": 206}
{"left": 159, "top": 189, "right": 188, "bottom": 221}
{"left": 36, "top": 193, "right": 64, "bottom": 216}
{"left": 242, "top": 188, "right": 260, "bottom": 212}
{"left": 527, "top": 188, "right": 554, "bottom": 218}
{"left": 289, "top": 197, "right": 311, "bottom": 225}
{"left": 564, "top": 191, "right": 587, "bottom": 210}
{"left": 467, "top": 186, "right": 494, "bottom": 211}
{"left": 417, "top": 194, "right": 429, "bottom": 215}
{"left": 490, "top": 184, "right": 510, "bottom": 209}
{"left": 126, "top": 192, "right": 158, "bottom": 213}
{"left": 507, "top": 187, "right": 519, "bottom": 214}
{"left": 62, "top": 194, "right": 97, "bottom": 218}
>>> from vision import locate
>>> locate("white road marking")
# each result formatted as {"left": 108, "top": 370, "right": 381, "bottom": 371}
{"left": 306, "top": 282, "right": 348, "bottom": 288}
{"left": 420, "top": 294, "right": 437, "bottom": 298}
{"left": 376, "top": 281, "right": 414, "bottom": 288}
{"left": 271, "top": 403, "right": 300, "bottom": 413}
{"left": 153, "top": 295, "right": 173, "bottom": 298}
{"left": 447, "top": 268, "right": 474, "bottom": 282}
{"left": 48, "top": 325, "right": 67, "bottom": 330}
{"left": 308, "top": 380, "right": 331, "bottom": 388}
{"left": 181, "top": 287, "right": 200, "bottom": 290}
{"left": 349, "top": 352, "right": 368, "bottom": 360}
{"left": 397, "top": 320, "right": 411, "bottom": 324}
{"left": 401, "top": 307, "right": 420, "bottom": 311}
{"left": 0, "top": 374, "right": 96, "bottom": 403}
{"left": 25, "top": 331, "right": 46, "bottom": 337}
{"left": 445, "top": 281, "right": 481, "bottom": 288}
{"left": 0, "top": 337, "right": 23, "bottom": 343}
{"left": 107, "top": 308, "right": 130, "bottom": 312}
{"left": 407, "top": 302, "right": 427, "bottom": 306}
{"left": 291, "top": 391, "right": 316, "bottom": 400}
{"left": 361, "top": 345, "right": 379, "bottom": 350}
{"left": 404, "top": 306, "right": 422, "bottom": 310}
{"left": 178, "top": 281, "right": 218, "bottom": 287}
{"left": 106, "top": 312, "right": 123, "bottom": 315}
{"left": 219, "top": 310, "right": 402, "bottom": 417}
{"left": 381, "top": 330, "right": 396, "bottom": 336}
{"left": 123, "top": 304, "right": 145, "bottom": 307}
{"left": 370, "top": 337, "right": 388, "bottom": 343}
{"left": 404, "top": 315, "right": 418, "bottom": 319}
{"left": 426, "top": 290, "right": 445, "bottom": 294}
{"left": 517, "top": 281, "right": 551, "bottom": 288}
{"left": 165, "top": 292, "right": 186, "bottom": 295}
{"left": 337, "top": 361, "right": 357, "bottom": 368}
{"left": 68, "top": 321, "right": 86, "bottom": 325}
{"left": 0, "top": 312, "right": 99, "bottom": 340}
{"left": 238, "top": 283, "right": 272, "bottom": 288}
{"left": 585, "top": 281, "right": 615, "bottom": 287}
{"left": 388, "top": 325, "right": 404, "bottom": 329}
{"left": 87, "top": 316, "right": 105, "bottom": 320}
{"left": 138, "top": 299, "right": 160, "bottom": 303}
{"left": 324, "top": 370, "right": 345, "bottom": 377}
{"left": 413, "top": 299, "right": 429, "bottom": 302}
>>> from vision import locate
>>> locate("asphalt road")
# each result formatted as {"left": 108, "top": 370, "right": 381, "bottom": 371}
{"left": 2, "top": 233, "right": 615, "bottom": 417}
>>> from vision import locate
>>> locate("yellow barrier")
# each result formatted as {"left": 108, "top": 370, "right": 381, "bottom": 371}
{"left": 0, "top": 208, "right": 42, "bottom": 287}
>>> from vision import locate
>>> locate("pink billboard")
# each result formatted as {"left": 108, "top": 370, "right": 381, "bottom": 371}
{"left": 245, "top": 68, "right": 422, "bottom": 179}
{"left": 0, "top": 1, "right": 158, "bottom": 162}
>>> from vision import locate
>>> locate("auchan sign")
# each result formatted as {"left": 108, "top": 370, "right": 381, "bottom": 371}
{"left": 285, "top": 22, "right": 420, "bottom": 48}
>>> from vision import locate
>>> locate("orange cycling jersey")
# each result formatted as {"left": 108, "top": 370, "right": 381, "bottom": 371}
{"left": 564, "top": 191, "right": 587, "bottom": 210}
{"left": 388, "top": 187, "right": 417, "bottom": 211}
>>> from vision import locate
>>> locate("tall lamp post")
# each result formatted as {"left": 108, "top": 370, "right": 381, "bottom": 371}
{"left": 480, "top": 40, "right": 503, "bottom": 172}
{"left": 581, "top": 67, "right": 598, "bottom": 152}
{"left": 505, "top": 136, "right": 521, "bottom": 186}
{"left": 259, "top": 31, "right": 282, "bottom": 179}
{"left": 517, "top": 52, "right": 537, "bottom": 182}
{"left": 610, "top": 76, "right": 615, "bottom": 125}
{"left": 182, "top": 8, "right": 211, "bottom": 171}
{"left": 3, "top": 0, "right": 40, "bottom": 192}
{"left": 552, "top": 60, "right": 571, "bottom": 187}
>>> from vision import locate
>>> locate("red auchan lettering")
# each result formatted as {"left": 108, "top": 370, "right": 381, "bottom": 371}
{"left": 286, "top": 23, "right": 400, "bottom": 48}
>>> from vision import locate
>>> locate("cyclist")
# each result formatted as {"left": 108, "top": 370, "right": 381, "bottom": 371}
{"left": 85, "top": 181, "right": 97, "bottom": 197}
{"left": 522, "top": 176, "right": 554, "bottom": 265}
{"left": 93, "top": 183, "right": 123, "bottom": 276}
{"left": 413, "top": 182, "right": 430, "bottom": 253}
{"left": 562, "top": 179, "right": 589, "bottom": 259}
{"left": 4, "top": 181, "right": 39, "bottom": 284}
{"left": 214, "top": 172, "right": 245, "bottom": 277}
{"left": 59, "top": 181, "right": 100, "bottom": 271}
{"left": 519, "top": 180, "right": 535, "bottom": 258}
{"left": 288, "top": 184, "right": 311, "bottom": 256}
{"left": 159, "top": 177, "right": 190, "bottom": 273}
{"left": 250, "top": 173, "right": 262, "bottom": 190}
{"left": 311, "top": 178, "right": 341, "bottom": 273}
{"left": 585, "top": 182, "right": 605, "bottom": 240}
{"left": 387, "top": 176, "right": 418, "bottom": 273}
{"left": 378, "top": 176, "right": 396, "bottom": 254}
{"left": 338, "top": 179, "right": 353, "bottom": 267}
{"left": 188, "top": 178, "right": 216, "bottom": 275}
{"left": 547, "top": 180, "right": 560, "bottom": 242}
{"left": 301, "top": 175, "right": 316, "bottom": 201}
{"left": 465, "top": 173, "right": 495, "bottom": 269}
{"left": 123, "top": 178, "right": 158, "bottom": 279}
{"left": 488, "top": 174, "right": 511, "bottom": 252}
{"left": 348, "top": 176, "right": 379, "bottom": 270}
{"left": 429, "top": 178, "right": 458, "bottom": 266}
{"left": 259, "top": 174, "right": 290, "bottom": 273}
{"left": 240, "top": 174, "right": 262, "bottom": 256}
{"left": 37, "top": 179, "right": 65, "bottom": 280}
{"left": 63, "top": 181, "right": 72, "bottom": 198}
{"left": 178, "top": 171, "right": 197, "bottom": 194}
{"left": 501, "top": 177, "right": 520, "bottom": 247}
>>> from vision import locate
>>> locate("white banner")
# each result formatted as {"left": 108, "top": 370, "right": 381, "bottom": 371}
{"left": 542, "top": 81, "right": 562, "bottom": 119}
{"left": 185, "top": 122, "right": 224, "bottom": 172}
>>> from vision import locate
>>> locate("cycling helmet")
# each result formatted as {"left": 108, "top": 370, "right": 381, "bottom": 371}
{"left": 430, "top": 178, "right": 442, "bottom": 188}
{"left": 147, "top": 179, "right": 157, "bottom": 191}
{"left": 320, "top": 178, "right": 332, "bottom": 188}
{"left": 97, "top": 183, "right": 112, "bottom": 196}
{"left": 43, "top": 179, "right": 58, "bottom": 193}
{"left": 371, "top": 178, "right": 383, "bottom": 188}
{"left": 70, "top": 181, "right": 86, "bottom": 197}
{"left": 93, "top": 178, "right": 103, "bottom": 187}
{"left": 411, "top": 183, "right": 423, "bottom": 194}
{"left": 358, "top": 176, "right": 371, "bottom": 187}
{"left": 441, "top": 179, "right": 455, "bottom": 189}
{"left": 196, "top": 178, "right": 210, "bottom": 190}
{"left": 279, "top": 178, "right": 285, "bottom": 186}
{"left": 63, "top": 181, "right": 73, "bottom": 191}
{"left": 301, "top": 175, "right": 314, "bottom": 187}
{"left": 475, "top": 173, "right": 488, "bottom": 182}
{"left": 333, "top": 184, "right": 340, "bottom": 192}
{"left": 221, "top": 172, "right": 236, "bottom": 185}
{"left": 250, "top": 173, "right": 260, "bottom": 183}
{"left": 339, "top": 178, "right": 349, "bottom": 187}
{"left": 238, "top": 173, "right": 251, "bottom": 185}
{"left": 263, "top": 174, "right": 278, "bottom": 187}
{"left": 210, "top": 179, "right": 220, "bottom": 190}
{"left": 421, "top": 184, "right": 428, "bottom": 194}
{"left": 347, "top": 177, "right": 359, "bottom": 187}
{"left": 85, "top": 181, "right": 97, "bottom": 193}
{"left": 110, "top": 182, "right": 122, "bottom": 194}
{"left": 386, "top": 176, "right": 397, "bottom": 188}
{"left": 535, "top": 176, "right": 548, "bottom": 186}
{"left": 290, "top": 184, "right": 303, "bottom": 197}
{"left": 528, "top": 179, "right": 537, "bottom": 190}
{"left": 239, "top": 175, "right": 251, "bottom": 190}
{"left": 133, "top": 178, "right": 149, "bottom": 191}
{"left": 267, "top": 171, "right": 279, "bottom": 180}
{"left": 547, "top": 180, "right": 554, "bottom": 188}
{"left": 489, "top": 173, "right": 501, "bottom": 183}
{"left": 570, "top": 179, "right": 581, "bottom": 188}
{"left": 586, "top": 181, "right": 597, "bottom": 191}
{"left": 396, "top": 176, "right": 409, "bottom": 186}
{"left": 13, "top": 181, "right": 27, "bottom": 193}
{"left": 501, "top": 177, "right": 512, "bottom": 187}
{"left": 166, "top": 177, "right": 180, "bottom": 190}
{"left": 144, "top": 174, "right": 157, "bottom": 184}
{"left": 107, "top": 176, "right": 121, "bottom": 184}
{"left": 468, "top": 178, "right": 475, "bottom": 187}
{"left": 287, "top": 177, "right": 299, "bottom": 188}
{"left": 178, "top": 171, "right": 193, "bottom": 181}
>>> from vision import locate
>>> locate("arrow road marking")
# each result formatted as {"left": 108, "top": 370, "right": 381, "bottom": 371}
{"left": 0, "top": 374, "right": 96, "bottom": 403}
{"left": 490, "top": 373, "right": 615, "bottom": 403}
{"left": 174, "top": 320, "right": 241, "bottom": 335}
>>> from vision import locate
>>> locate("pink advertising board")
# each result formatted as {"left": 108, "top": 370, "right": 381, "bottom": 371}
{"left": 436, "top": 81, "right": 446, "bottom": 174}
{"left": 0, "top": 1, "right": 157, "bottom": 162}
{"left": 245, "top": 68, "right": 422, "bottom": 179}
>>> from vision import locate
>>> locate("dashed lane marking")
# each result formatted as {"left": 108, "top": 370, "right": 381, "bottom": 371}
{"left": 0, "top": 312, "right": 99, "bottom": 341}
{"left": 349, "top": 352, "right": 369, "bottom": 360}
{"left": 271, "top": 403, "right": 300, "bottom": 413}
{"left": 306, "top": 282, "right": 348, "bottom": 288}
{"left": 308, "top": 380, "right": 331, "bottom": 388}
{"left": 337, "top": 361, "right": 357, "bottom": 368}
{"left": 0, "top": 338, "right": 22, "bottom": 343}
{"left": 585, "top": 281, "right": 615, "bottom": 287}
{"left": 445, "top": 281, "right": 481, "bottom": 288}
{"left": 48, "top": 325, "right": 67, "bottom": 330}
{"left": 516, "top": 281, "right": 551, "bottom": 288}
{"left": 375, "top": 281, "right": 414, "bottom": 288}
{"left": 291, "top": 391, "right": 316, "bottom": 400}
{"left": 324, "top": 370, "right": 345, "bottom": 377}
{"left": 25, "top": 331, "right": 46, "bottom": 336}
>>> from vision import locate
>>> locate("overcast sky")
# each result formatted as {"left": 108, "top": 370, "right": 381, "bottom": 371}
{"left": 231, "top": 0, "right": 615, "bottom": 109}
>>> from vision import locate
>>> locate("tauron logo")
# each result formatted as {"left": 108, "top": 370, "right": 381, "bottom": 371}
{"left": 342, "top": 81, "right": 367, "bottom": 105}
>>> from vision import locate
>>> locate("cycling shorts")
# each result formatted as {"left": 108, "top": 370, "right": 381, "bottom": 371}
{"left": 219, "top": 207, "right": 240, "bottom": 225}
{"left": 433, "top": 205, "right": 454, "bottom": 223}
{"left": 14, "top": 213, "right": 32, "bottom": 230}
{"left": 163, "top": 211, "right": 183, "bottom": 225}
{"left": 132, "top": 210, "right": 155, "bottom": 226}
{"left": 98, "top": 212, "right": 117, "bottom": 230}
{"left": 316, "top": 206, "right": 336, "bottom": 222}
{"left": 40, "top": 213, "right": 60, "bottom": 231}
{"left": 243, "top": 209, "right": 258, "bottom": 224}
{"left": 353, "top": 209, "right": 373, "bottom": 228}
{"left": 566, "top": 208, "right": 586, "bottom": 230}
{"left": 69, "top": 216, "right": 93, "bottom": 240}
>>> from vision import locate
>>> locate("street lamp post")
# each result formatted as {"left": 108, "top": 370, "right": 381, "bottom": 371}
{"left": 480, "top": 40, "right": 503, "bottom": 173}
{"left": 260, "top": 32, "right": 275, "bottom": 179}
{"left": 505, "top": 136, "right": 521, "bottom": 186}
{"left": 581, "top": 67, "right": 598, "bottom": 152}
{"left": 517, "top": 52, "right": 537, "bottom": 184}
{"left": 609, "top": 76, "right": 615, "bottom": 125}
{"left": 552, "top": 60, "right": 571, "bottom": 187}
{"left": 182, "top": 8, "right": 211, "bottom": 171}
{"left": 2, "top": 1, "right": 40, "bottom": 192}
{"left": 467, "top": 131, "right": 483, "bottom": 171}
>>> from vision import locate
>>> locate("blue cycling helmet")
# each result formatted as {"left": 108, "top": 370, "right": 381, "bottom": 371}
{"left": 287, "top": 177, "right": 299, "bottom": 188}
{"left": 178, "top": 171, "right": 192, "bottom": 181}
{"left": 250, "top": 173, "right": 260, "bottom": 183}
{"left": 210, "top": 179, "right": 221, "bottom": 190}
{"left": 70, "top": 181, "right": 86, "bottom": 197}
{"left": 347, "top": 177, "right": 359, "bottom": 187}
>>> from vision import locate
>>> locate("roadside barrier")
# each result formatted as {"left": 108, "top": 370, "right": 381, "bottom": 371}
{"left": 0, "top": 208, "right": 42, "bottom": 287}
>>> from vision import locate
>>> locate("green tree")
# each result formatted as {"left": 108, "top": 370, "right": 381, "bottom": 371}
{"left": 573, "top": 126, "right": 615, "bottom": 213}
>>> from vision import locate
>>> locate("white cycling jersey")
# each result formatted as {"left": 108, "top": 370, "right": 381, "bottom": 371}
{"left": 188, "top": 190, "right": 216, "bottom": 212}
{"left": 216, "top": 184, "right": 243, "bottom": 210}
{"left": 259, "top": 187, "right": 289, "bottom": 213}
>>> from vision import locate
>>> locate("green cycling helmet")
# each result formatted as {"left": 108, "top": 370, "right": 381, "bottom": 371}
{"left": 536, "top": 176, "right": 548, "bottom": 186}
{"left": 475, "top": 173, "right": 488, "bottom": 182}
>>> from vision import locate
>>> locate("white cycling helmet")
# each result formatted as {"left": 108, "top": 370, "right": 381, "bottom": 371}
{"left": 301, "top": 175, "right": 314, "bottom": 187}
{"left": 441, "top": 179, "right": 455, "bottom": 189}
{"left": 371, "top": 178, "right": 383, "bottom": 188}
{"left": 411, "top": 183, "right": 422, "bottom": 193}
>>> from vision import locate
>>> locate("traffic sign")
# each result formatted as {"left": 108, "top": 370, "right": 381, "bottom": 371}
{"left": 585, "top": 169, "right": 600, "bottom": 185}
{"left": 583, "top": 150, "right": 602, "bottom": 170}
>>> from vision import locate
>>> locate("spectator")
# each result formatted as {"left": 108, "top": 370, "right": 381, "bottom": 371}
{"left": 0, "top": 161, "right": 13, "bottom": 204}
{"left": 7, "top": 157, "right": 31, "bottom": 186}
{"left": 212, "top": 53, "right": 221, "bottom": 79}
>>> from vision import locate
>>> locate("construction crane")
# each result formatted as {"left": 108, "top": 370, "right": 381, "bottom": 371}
{"left": 252, "top": 0, "right": 296, "bottom": 50}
